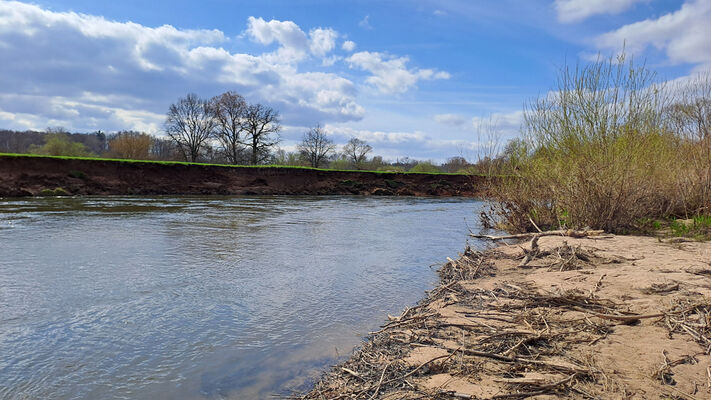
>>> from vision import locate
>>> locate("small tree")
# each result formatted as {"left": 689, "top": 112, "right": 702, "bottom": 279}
{"left": 409, "top": 161, "right": 441, "bottom": 173}
{"left": 164, "top": 93, "right": 216, "bottom": 162}
{"left": 241, "top": 103, "right": 281, "bottom": 164}
{"left": 342, "top": 137, "right": 372, "bottom": 169}
{"left": 441, "top": 156, "right": 469, "bottom": 173}
{"left": 210, "top": 91, "right": 247, "bottom": 164}
{"left": 29, "top": 132, "right": 93, "bottom": 157}
{"left": 151, "top": 137, "right": 179, "bottom": 161}
{"left": 107, "top": 131, "right": 152, "bottom": 160}
{"left": 298, "top": 124, "right": 336, "bottom": 168}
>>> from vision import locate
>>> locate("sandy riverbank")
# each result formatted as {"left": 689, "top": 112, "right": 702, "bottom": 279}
{"left": 300, "top": 234, "right": 711, "bottom": 399}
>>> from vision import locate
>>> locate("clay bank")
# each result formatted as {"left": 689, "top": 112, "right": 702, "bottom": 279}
{"left": 0, "top": 154, "right": 482, "bottom": 198}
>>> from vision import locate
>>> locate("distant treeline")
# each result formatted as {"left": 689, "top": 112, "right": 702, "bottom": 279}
{"left": 0, "top": 127, "right": 485, "bottom": 173}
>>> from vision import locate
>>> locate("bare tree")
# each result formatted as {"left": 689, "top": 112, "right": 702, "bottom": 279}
{"left": 210, "top": 91, "right": 247, "bottom": 164}
{"left": 164, "top": 93, "right": 216, "bottom": 162}
{"left": 297, "top": 124, "right": 336, "bottom": 168}
{"left": 241, "top": 103, "right": 281, "bottom": 164}
{"left": 107, "top": 131, "right": 152, "bottom": 160}
{"left": 342, "top": 137, "right": 372, "bottom": 169}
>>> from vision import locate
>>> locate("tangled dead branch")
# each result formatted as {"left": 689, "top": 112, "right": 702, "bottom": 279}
{"left": 296, "top": 235, "right": 711, "bottom": 399}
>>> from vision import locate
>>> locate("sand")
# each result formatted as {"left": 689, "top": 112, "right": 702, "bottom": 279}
{"left": 300, "top": 234, "right": 711, "bottom": 399}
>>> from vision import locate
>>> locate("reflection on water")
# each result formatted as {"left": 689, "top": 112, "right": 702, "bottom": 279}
{"left": 0, "top": 196, "right": 484, "bottom": 399}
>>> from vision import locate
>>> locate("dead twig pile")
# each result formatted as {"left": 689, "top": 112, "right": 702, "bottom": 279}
{"left": 296, "top": 236, "right": 710, "bottom": 399}
{"left": 439, "top": 246, "right": 497, "bottom": 284}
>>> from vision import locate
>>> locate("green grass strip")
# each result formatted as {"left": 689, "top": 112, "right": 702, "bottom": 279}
{"left": 0, "top": 153, "right": 471, "bottom": 176}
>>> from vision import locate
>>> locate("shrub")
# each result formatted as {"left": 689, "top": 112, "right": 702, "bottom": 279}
{"left": 409, "top": 161, "right": 441, "bottom": 174}
{"left": 485, "top": 54, "right": 711, "bottom": 233}
{"left": 29, "top": 133, "right": 94, "bottom": 157}
{"left": 37, "top": 187, "right": 70, "bottom": 196}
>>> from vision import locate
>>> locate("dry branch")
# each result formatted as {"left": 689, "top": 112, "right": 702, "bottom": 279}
{"left": 470, "top": 230, "right": 605, "bottom": 240}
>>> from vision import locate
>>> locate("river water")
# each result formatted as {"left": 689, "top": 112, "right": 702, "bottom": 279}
{"left": 0, "top": 196, "right": 484, "bottom": 399}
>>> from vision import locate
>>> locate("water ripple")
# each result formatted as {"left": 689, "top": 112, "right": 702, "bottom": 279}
{"left": 0, "top": 195, "right": 484, "bottom": 399}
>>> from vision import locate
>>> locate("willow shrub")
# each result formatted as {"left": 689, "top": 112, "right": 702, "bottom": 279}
{"left": 485, "top": 54, "right": 709, "bottom": 233}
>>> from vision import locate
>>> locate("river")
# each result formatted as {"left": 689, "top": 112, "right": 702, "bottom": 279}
{"left": 0, "top": 196, "right": 484, "bottom": 399}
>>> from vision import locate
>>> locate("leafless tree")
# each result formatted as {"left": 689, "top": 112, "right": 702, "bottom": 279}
{"left": 297, "top": 124, "right": 336, "bottom": 168}
{"left": 342, "top": 137, "right": 372, "bottom": 169}
{"left": 241, "top": 103, "right": 281, "bottom": 164}
{"left": 164, "top": 93, "right": 216, "bottom": 162}
{"left": 210, "top": 91, "right": 247, "bottom": 164}
{"left": 667, "top": 72, "right": 711, "bottom": 142}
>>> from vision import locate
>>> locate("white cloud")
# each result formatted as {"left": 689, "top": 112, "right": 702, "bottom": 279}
{"left": 555, "top": 0, "right": 647, "bottom": 23}
{"left": 0, "top": 2, "right": 366, "bottom": 131}
{"left": 324, "top": 125, "right": 427, "bottom": 144}
{"left": 309, "top": 27, "right": 338, "bottom": 56}
{"left": 246, "top": 16, "right": 310, "bottom": 62}
{"left": 342, "top": 40, "right": 356, "bottom": 52}
{"left": 433, "top": 9, "right": 448, "bottom": 16}
{"left": 434, "top": 113, "right": 467, "bottom": 126}
{"left": 347, "top": 51, "right": 450, "bottom": 94}
{"left": 359, "top": 15, "right": 372, "bottom": 30}
{"left": 0, "top": 1, "right": 451, "bottom": 138}
{"left": 321, "top": 55, "right": 341, "bottom": 67}
{"left": 435, "top": 110, "right": 523, "bottom": 138}
{"left": 595, "top": 0, "right": 711, "bottom": 72}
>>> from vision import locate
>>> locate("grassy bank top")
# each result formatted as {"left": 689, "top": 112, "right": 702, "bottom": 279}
{"left": 0, "top": 153, "right": 469, "bottom": 176}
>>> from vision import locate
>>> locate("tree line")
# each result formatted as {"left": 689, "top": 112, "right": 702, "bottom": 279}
{"left": 0, "top": 89, "right": 480, "bottom": 173}
{"left": 0, "top": 126, "right": 475, "bottom": 173}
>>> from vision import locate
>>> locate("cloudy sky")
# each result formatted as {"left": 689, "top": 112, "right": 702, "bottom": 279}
{"left": 1, "top": 0, "right": 709, "bottom": 161}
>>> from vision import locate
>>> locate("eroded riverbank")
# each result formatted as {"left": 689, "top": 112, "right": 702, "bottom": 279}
{"left": 301, "top": 234, "right": 711, "bottom": 399}
{"left": 0, "top": 155, "right": 481, "bottom": 197}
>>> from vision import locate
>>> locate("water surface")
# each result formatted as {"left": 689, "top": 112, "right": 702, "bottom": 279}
{"left": 0, "top": 196, "right": 483, "bottom": 399}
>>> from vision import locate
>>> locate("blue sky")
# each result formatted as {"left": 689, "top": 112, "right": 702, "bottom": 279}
{"left": 1, "top": 0, "right": 709, "bottom": 161}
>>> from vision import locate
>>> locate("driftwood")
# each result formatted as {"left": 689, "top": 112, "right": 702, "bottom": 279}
{"left": 471, "top": 229, "right": 605, "bottom": 241}
{"left": 297, "top": 238, "right": 711, "bottom": 400}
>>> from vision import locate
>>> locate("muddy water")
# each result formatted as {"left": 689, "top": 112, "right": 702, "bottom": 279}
{"left": 0, "top": 196, "right": 484, "bottom": 399}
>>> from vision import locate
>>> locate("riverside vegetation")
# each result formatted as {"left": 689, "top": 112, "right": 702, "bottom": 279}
{"left": 480, "top": 54, "right": 711, "bottom": 237}
{"left": 298, "top": 54, "right": 711, "bottom": 400}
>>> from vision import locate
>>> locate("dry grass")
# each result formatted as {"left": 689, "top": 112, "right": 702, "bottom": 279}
{"left": 483, "top": 57, "right": 711, "bottom": 234}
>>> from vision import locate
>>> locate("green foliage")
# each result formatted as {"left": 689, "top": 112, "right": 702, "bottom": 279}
{"left": 485, "top": 53, "right": 711, "bottom": 233}
{"left": 0, "top": 153, "right": 465, "bottom": 175}
{"left": 329, "top": 159, "right": 354, "bottom": 170}
{"left": 38, "top": 187, "right": 70, "bottom": 196}
{"left": 29, "top": 134, "right": 94, "bottom": 157}
{"left": 378, "top": 166, "right": 405, "bottom": 172}
{"left": 669, "top": 216, "right": 711, "bottom": 239}
{"left": 409, "top": 161, "right": 441, "bottom": 174}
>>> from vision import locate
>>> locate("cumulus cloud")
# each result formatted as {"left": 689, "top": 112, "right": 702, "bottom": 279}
{"left": 309, "top": 27, "right": 338, "bottom": 56}
{"left": 435, "top": 110, "right": 524, "bottom": 138}
{"left": 595, "top": 0, "right": 711, "bottom": 72}
{"left": 0, "top": 1, "right": 450, "bottom": 137}
{"left": 245, "top": 16, "right": 310, "bottom": 62}
{"left": 555, "top": 0, "right": 647, "bottom": 23}
{"left": 0, "top": 2, "right": 367, "bottom": 131}
{"left": 346, "top": 51, "right": 450, "bottom": 94}
{"left": 342, "top": 40, "right": 356, "bottom": 52}
{"left": 324, "top": 125, "right": 427, "bottom": 144}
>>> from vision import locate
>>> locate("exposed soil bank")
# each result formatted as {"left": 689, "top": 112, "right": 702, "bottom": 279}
{"left": 301, "top": 234, "right": 711, "bottom": 399}
{"left": 0, "top": 155, "right": 482, "bottom": 197}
